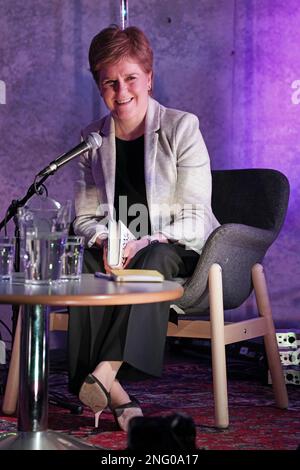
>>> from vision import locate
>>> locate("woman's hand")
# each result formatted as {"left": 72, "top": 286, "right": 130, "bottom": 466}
{"left": 102, "top": 240, "right": 113, "bottom": 274}
{"left": 94, "top": 237, "right": 112, "bottom": 274}
{"left": 122, "top": 239, "right": 149, "bottom": 268}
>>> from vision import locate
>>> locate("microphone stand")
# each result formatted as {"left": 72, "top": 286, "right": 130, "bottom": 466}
{"left": 0, "top": 174, "right": 50, "bottom": 232}
{"left": 0, "top": 174, "right": 51, "bottom": 337}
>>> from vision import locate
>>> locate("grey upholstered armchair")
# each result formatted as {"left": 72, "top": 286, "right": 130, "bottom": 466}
{"left": 168, "top": 168, "right": 290, "bottom": 428}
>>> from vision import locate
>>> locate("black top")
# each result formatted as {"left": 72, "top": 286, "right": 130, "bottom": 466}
{"left": 114, "top": 136, "right": 151, "bottom": 238}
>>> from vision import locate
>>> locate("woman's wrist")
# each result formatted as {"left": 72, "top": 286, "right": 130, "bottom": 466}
{"left": 142, "top": 234, "right": 169, "bottom": 245}
{"left": 95, "top": 235, "right": 108, "bottom": 248}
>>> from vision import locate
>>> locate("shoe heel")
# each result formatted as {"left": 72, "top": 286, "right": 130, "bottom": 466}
{"left": 94, "top": 410, "right": 102, "bottom": 428}
{"left": 79, "top": 374, "right": 111, "bottom": 430}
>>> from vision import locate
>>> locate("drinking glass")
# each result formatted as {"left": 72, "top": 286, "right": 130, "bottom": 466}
{"left": 60, "top": 236, "right": 84, "bottom": 280}
{"left": 0, "top": 237, "right": 15, "bottom": 281}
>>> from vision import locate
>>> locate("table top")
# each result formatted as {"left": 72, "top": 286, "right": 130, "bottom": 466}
{"left": 0, "top": 273, "right": 184, "bottom": 306}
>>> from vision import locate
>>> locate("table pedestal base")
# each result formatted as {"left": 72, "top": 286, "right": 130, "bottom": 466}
{"left": 0, "top": 430, "right": 101, "bottom": 450}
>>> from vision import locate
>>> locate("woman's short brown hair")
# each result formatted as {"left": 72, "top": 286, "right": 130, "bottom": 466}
{"left": 89, "top": 25, "right": 153, "bottom": 83}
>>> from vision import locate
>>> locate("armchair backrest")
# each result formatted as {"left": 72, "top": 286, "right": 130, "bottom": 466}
{"left": 211, "top": 169, "right": 289, "bottom": 237}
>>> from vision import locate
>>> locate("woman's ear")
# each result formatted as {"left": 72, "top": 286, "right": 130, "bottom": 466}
{"left": 148, "top": 71, "right": 153, "bottom": 94}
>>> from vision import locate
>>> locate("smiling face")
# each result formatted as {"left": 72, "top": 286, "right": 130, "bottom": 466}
{"left": 99, "top": 57, "right": 152, "bottom": 133}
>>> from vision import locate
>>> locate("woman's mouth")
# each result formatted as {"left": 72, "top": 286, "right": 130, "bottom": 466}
{"left": 116, "top": 98, "right": 133, "bottom": 105}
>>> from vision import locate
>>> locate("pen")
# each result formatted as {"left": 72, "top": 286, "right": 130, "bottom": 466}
{"left": 94, "top": 272, "right": 114, "bottom": 280}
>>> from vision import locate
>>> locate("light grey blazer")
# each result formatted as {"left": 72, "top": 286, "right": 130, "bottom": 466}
{"left": 73, "top": 97, "right": 219, "bottom": 253}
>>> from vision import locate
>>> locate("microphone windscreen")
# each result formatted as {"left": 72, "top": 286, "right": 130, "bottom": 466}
{"left": 87, "top": 132, "right": 102, "bottom": 150}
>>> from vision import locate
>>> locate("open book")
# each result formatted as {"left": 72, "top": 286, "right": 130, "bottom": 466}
{"left": 111, "top": 269, "right": 164, "bottom": 283}
{"left": 107, "top": 220, "right": 136, "bottom": 269}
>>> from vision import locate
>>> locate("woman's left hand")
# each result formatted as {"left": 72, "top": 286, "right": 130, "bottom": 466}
{"left": 122, "top": 239, "right": 149, "bottom": 268}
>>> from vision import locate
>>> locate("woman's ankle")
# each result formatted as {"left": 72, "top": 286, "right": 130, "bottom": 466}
{"left": 110, "top": 379, "right": 131, "bottom": 408}
{"left": 92, "top": 361, "right": 122, "bottom": 392}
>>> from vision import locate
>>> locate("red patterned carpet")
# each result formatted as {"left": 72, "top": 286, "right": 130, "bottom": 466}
{"left": 1, "top": 345, "right": 299, "bottom": 452}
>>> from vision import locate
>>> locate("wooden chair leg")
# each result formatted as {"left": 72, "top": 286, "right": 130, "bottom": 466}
{"left": 209, "top": 263, "right": 229, "bottom": 428}
{"left": 252, "top": 263, "right": 288, "bottom": 409}
{"left": 2, "top": 308, "right": 21, "bottom": 415}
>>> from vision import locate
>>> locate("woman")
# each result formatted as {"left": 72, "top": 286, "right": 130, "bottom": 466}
{"left": 69, "top": 25, "right": 219, "bottom": 432}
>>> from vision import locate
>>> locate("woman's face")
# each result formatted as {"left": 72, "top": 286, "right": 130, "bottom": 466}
{"left": 99, "top": 57, "right": 152, "bottom": 128}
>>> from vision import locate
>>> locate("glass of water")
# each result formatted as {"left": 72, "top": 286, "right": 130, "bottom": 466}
{"left": 0, "top": 237, "right": 15, "bottom": 281}
{"left": 60, "top": 236, "right": 84, "bottom": 280}
{"left": 22, "top": 230, "right": 67, "bottom": 284}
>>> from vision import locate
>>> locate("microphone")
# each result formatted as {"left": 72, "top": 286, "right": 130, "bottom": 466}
{"left": 37, "top": 132, "right": 102, "bottom": 177}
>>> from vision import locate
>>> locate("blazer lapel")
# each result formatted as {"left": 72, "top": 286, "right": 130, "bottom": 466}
{"left": 99, "top": 115, "right": 116, "bottom": 219}
{"left": 144, "top": 98, "right": 160, "bottom": 219}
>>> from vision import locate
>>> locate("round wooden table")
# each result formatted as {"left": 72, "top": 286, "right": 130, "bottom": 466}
{"left": 0, "top": 274, "right": 183, "bottom": 450}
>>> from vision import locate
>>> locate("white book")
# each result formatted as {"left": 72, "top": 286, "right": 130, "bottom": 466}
{"left": 107, "top": 220, "right": 136, "bottom": 269}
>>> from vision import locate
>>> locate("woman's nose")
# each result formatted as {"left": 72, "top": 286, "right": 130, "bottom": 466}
{"left": 115, "top": 80, "right": 127, "bottom": 94}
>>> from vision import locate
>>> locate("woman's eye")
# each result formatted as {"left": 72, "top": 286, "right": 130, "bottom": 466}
{"left": 128, "top": 76, "right": 136, "bottom": 81}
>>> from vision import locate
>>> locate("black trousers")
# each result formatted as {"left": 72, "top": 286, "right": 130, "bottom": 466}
{"left": 68, "top": 243, "right": 199, "bottom": 394}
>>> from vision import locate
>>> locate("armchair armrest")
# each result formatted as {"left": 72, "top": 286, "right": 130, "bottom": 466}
{"left": 176, "top": 223, "right": 274, "bottom": 312}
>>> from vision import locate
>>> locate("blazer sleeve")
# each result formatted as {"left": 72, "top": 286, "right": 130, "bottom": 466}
{"left": 159, "top": 113, "right": 219, "bottom": 253}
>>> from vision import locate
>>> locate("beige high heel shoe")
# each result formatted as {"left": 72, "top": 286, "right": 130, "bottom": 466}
{"left": 79, "top": 374, "right": 111, "bottom": 428}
